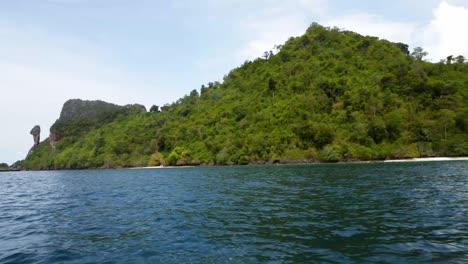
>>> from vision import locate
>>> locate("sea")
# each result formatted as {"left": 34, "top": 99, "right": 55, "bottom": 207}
{"left": 1, "top": 161, "right": 467, "bottom": 263}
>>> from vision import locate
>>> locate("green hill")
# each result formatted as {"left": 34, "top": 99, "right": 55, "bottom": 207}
{"left": 48, "top": 99, "right": 146, "bottom": 147}
{"left": 21, "top": 23, "right": 468, "bottom": 170}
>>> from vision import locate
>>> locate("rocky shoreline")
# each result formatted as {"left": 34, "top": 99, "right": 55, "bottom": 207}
{"left": 0, "top": 168, "right": 21, "bottom": 172}
{"left": 11, "top": 156, "right": 468, "bottom": 172}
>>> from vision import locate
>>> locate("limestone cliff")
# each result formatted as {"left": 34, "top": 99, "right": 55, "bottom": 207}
{"left": 49, "top": 99, "right": 146, "bottom": 148}
{"left": 30, "top": 125, "right": 41, "bottom": 146}
{"left": 27, "top": 125, "right": 41, "bottom": 157}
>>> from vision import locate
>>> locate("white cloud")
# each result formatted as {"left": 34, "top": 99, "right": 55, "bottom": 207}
{"left": 235, "top": 0, "right": 467, "bottom": 61}
{"left": 237, "top": 0, "right": 328, "bottom": 60}
{"left": 323, "top": 14, "right": 417, "bottom": 45}
{"left": 321, "top": 1, "right": 468, "bottom": 61}
{"left": 422, "top": 1, "right": 468, "bottom": 60}
{"left": 445, "top": 0, "right": 468, "bottom": 5}
{"left": 239, "top": 15, "right": 308, "bottom": 59}
{"left": 0, "top": 22, "right": 160, "bottom": 164}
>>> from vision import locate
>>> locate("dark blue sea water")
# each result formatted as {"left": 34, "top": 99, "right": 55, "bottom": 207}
{"left": 1, "top": 161, "right": 467, "bottom": 263}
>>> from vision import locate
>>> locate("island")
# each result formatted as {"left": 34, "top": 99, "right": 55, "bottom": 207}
{"left": 0, "top": 163, "right": 20, "bottom": 172}
{"left": 12, "top": 23, "right": 468, "bottom": 171}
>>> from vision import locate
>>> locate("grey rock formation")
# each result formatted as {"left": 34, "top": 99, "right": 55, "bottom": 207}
{"left": 48, "top": 99, "right": 147, "bottom": 148}
{"left": 27, "top": 125, "right": 41, "bottom": 157}
{"left": 30, "top": 125, "right": 41, "bottom": 147}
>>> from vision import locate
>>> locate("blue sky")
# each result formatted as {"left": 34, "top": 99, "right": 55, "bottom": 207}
{"left": 1, "top": 0, "right": 468, "bottom": 164}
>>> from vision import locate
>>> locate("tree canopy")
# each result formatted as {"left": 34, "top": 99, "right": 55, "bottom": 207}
{"left": 20, "top": 23, "right": 468, "bottom": 170}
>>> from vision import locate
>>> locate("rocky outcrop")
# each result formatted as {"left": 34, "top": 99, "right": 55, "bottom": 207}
{"left": 27, "top": 125, "right": 41, "bottom": 157}
{"left": 57, "top": 99, "right": 127, "bottom": 122}
{"left": 49, "top": 129, "right": 58, "bottom": 149}
{"left": 30, "top": 125, "right": 41, "bottom": 146}
{"left": 48, "top": 99, "right": 146, "bottom": 148}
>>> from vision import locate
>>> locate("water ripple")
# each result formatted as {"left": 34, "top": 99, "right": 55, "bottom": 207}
{"left": 0, "top": 162, "right": 467, "bottom": 263}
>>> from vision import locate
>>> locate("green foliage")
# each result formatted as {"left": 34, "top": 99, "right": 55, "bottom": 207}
{"left": 411, "top": 47, "right": 428, "bottom": 61}
{"left": 21, "top": 23, "right": 468, "bottom": 169}
{"left": 0, "top": 163, "right": 9, "bottom": 169}
{"left": 320, "top": 145, "right": 340, "bottom": 161}
{"left": 164, "top": 147, "right": 190, "bottom": 166}
{"left": 149, "top": 105, "right": 160, "bottom": 113}
{"left": 401, "top": 144, "right": 421, "bottom": 158}
{"left": 148, "top": 152, "right": 163, "bottom": 166}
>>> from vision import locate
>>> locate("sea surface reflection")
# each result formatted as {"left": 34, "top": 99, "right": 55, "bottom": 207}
{"left": 1, "top": 161, "right": 467, "bottom": 263}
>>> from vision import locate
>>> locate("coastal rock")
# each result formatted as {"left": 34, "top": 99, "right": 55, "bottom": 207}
{"left": 27, "top": 125, "right": 41, "bottom": 157}
{"left": 30, "top": 125, "right": 41, "bottom": 146}
{"left": 29, "top": 125, "right": 41, "bottom": 146}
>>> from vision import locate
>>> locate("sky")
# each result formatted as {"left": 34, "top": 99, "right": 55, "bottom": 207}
{"left": 1, "top": 0, "right": 468, "bottom": 164}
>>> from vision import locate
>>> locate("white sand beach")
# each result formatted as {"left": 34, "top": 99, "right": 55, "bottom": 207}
{"left": 384, "top": 157, "right": 468, "bottom": 163}
{"left": 128, "top": 165, "right": 195, "bottom": 169}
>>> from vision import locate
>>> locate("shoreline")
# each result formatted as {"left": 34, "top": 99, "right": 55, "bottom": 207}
{"left": 383, "top": 157, "right": 468, "bottom": 163}
{"left": 128, "top": 157, "right": 468, "bottom": 170}
{"left": 0, "top": 169, "right": 21, "bottom": 172}
{"left": 10, "top": 157, "right": 468, "bottom": 172}
{"left": 128, "top": 165, "right": 195, "bottom": 169}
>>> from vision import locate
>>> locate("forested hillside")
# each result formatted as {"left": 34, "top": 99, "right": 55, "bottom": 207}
{"left": 21, "top": 23, "right": 468, "bottom": 169}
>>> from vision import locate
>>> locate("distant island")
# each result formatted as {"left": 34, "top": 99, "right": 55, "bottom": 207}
{"left": 0, "top": 162, "right": 20, "bottom": 172}
{"left": 13, "top": 23, "right": 468, "bottom": 170}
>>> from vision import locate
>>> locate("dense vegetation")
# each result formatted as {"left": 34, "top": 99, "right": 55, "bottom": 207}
{"left": 49, "top": 99, "right": 146, "bottom": 144}
{"left": 20, "top": 23, "right": 468, "bottom": 169}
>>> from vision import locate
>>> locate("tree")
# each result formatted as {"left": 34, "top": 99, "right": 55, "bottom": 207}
{"left": 149, "top": 105, "right": 160, "bottom": 113}
{"left": 455, "top": 55, "right": 465, "bottom": 64}
{"left": 200, "top": 85, "right": 208, "bottom": 95}
{"left": 263, "top": 50, "right": 273, "bottom": 59}
{"left": 395, "top": 42, "right": 410, "bottom": 55}
{"left": 161, "top": 104, "right": 170, "bottom": 112}
{"left": 440, "top": 109, "right": 456, "bottom": 140}
{"left": 411, "top": 47, "right": 428, "bottom": 61}
{"left": 0, "top": 163, "right": 9, "bottom": 169}
{"left": 190, "top": 89, "right": 199, "bottom": 98}
{"left": 446, "top": 55, "right": 453, "bottom": 65}
{"left": 268, "top": 77, "right": 276, "bottom": 97}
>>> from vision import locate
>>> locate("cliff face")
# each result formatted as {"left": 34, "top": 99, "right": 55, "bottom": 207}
{"left": 27, "top": 125, "right": 41, "bottom": 158}
{"left": 30, "top": 125, "right": 41, "bottom": 147}
{"left": 56, "top": 99, "right": 128, "bottom": 122}
{"left": 49, "top": 99, "right": 146, "bottom": 148}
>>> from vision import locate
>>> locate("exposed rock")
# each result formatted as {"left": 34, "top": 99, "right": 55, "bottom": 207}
{"left": 27, "top": 125, "right": 41, "bottom": 157}
{"left": 58, "top": 99, "right": 126, "bottom": 122}
{"left": 30, "top": 125, "right": 41, "bottom": 146}
{"left": 49, "top": 130, "right": 57, "bottom": 149}
{"left": 49, "top": 99, "right": 146, "bottom": 148}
